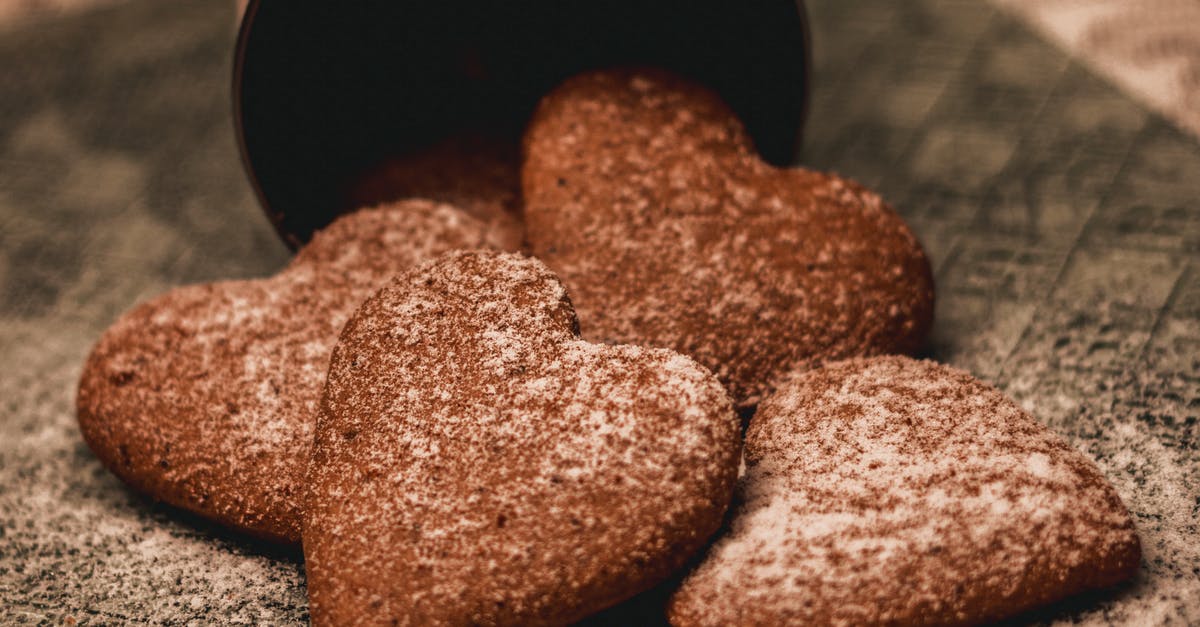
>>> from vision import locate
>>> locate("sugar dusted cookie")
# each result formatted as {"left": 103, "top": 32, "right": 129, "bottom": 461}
{"left": 669, "top": 356, "right": 1141, "bottom": 626}
{"left": 76, "top": 200, "right": 503, "bottom": 543}
{"left": 522, "top": 69, "right": 935, "bottom": 408}
{"left": 303, "top": 250, "right": 740, "bottom": 626}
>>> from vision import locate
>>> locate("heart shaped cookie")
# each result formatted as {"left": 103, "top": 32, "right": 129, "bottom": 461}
{"left": 522, "top": 69, "right": 935, "bottom": 408}
{"left": 77, "top": 200, "right": 504, "bottom": 543}
{"left": 669, "top": 356, "right": 1141, "bottom": 626}
{"left": 303, "top": 250, "right": 741, "bottom": 625}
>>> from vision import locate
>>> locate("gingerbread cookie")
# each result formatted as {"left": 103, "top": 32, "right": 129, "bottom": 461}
{"left": 303, "top": 250, "right": 740, "bottom": 626}
{"left": 347, "top": 132, "right": 524, "bottom": 250}
{"left": 669, "top": 356, "right": 1141, "bottom": 626}
{"left": 522, "top": 69, "right": 935, "bottom": 408}
{"left": 76, "top": 200, "right": 503, "bottom": 543}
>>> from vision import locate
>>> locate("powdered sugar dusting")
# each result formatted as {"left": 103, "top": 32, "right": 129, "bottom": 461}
{"left": 522, "top": 69, "right": 935, "bottom": 407}
{"left": 304, "top": 251, "right": 741, "bottom": 626}
{"left": 669, "top": 356, "right": 1140, "bottom": 626}
{"left": 76, "top": 200, "right": 500, "bottom": 543}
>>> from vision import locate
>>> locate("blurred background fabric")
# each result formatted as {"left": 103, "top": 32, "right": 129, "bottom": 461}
{"left": 5, "top": 0, "right": 1198, "bottom": 140}
{"left": 1, "top": 0, "right": 1198, "bottom": 624}
{"left": 0, "top": 0, "right": 125, "bottom": 25}
{"left": 995, "top": 0, "right": 1200, "bottom": 140}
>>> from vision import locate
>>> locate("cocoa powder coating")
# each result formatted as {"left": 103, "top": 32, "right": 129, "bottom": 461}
{"left": 304, "top": 250, "right": 741, "bottom": 626}
{"left": 76, "top": 201, "right": 504, "bottom": 543}
{"left": 522, "top": 69, "right": 936, "bottom": 408}
{"left": 669, "top": 356, "right": 1141, "bottom": 626}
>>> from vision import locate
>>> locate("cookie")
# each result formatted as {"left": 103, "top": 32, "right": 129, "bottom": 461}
{"left": 76, "top": 200, "right": 503, "bottom": 543}
{"left": 303, "top": 250, "right": 741, "bottom": 626}
{"left": 347, "top": 132, "right": 524, "bottom": 250}
{"left": 669, "top": 356, "right": 1141, "bottom": 626}
{"left": 522, "top": 69, "right": 935, "bottom": 408}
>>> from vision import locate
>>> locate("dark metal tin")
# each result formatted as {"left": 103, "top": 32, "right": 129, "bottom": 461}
{"left": 233, "top": 1, "right": 811, "bottom": 249}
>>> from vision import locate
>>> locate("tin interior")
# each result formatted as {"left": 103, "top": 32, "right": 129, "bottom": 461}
{"left": 234, "top": 1, "right": 810, "bottom": 248}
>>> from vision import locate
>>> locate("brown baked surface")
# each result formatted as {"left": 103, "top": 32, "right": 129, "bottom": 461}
{"left": 76, "top": 201, "right": 502, "bottom": 544}
{"left": 303, "top": 250, "right": 741, "bottom": 626}
{"left": 669, "top": 355, "right": 1141, "bottom": 626}
{"left": 347, "top": 132, "right": 525, "bottom": 250}
{"left": 522, "top": 69, "right": 935, "bottom": 408}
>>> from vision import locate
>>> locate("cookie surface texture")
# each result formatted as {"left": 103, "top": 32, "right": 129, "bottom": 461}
{"left": 304, "top": 250, "right": 740, "bottom": 626}
{"left": 668, "top": 355, "right": 1141, "bottom": 626}
{"left": 76, "top": 201, "right": 501, "bottom": 543}
{"left": 522, "top": 69, "right": 935, "bottom": 407}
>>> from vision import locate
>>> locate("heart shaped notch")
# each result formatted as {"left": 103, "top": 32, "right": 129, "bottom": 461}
{"left": 303, "top": 250, "right": 741, "bottom": 626}
{"left": 77, "top": 201, "right": 507, "bottom": 543}
{"left": 523, "top": 69, "right": 936, "bottom": 408}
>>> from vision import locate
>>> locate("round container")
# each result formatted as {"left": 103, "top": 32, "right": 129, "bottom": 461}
{"left": 233, "top": 1, "right": 811, "bottom": 249}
